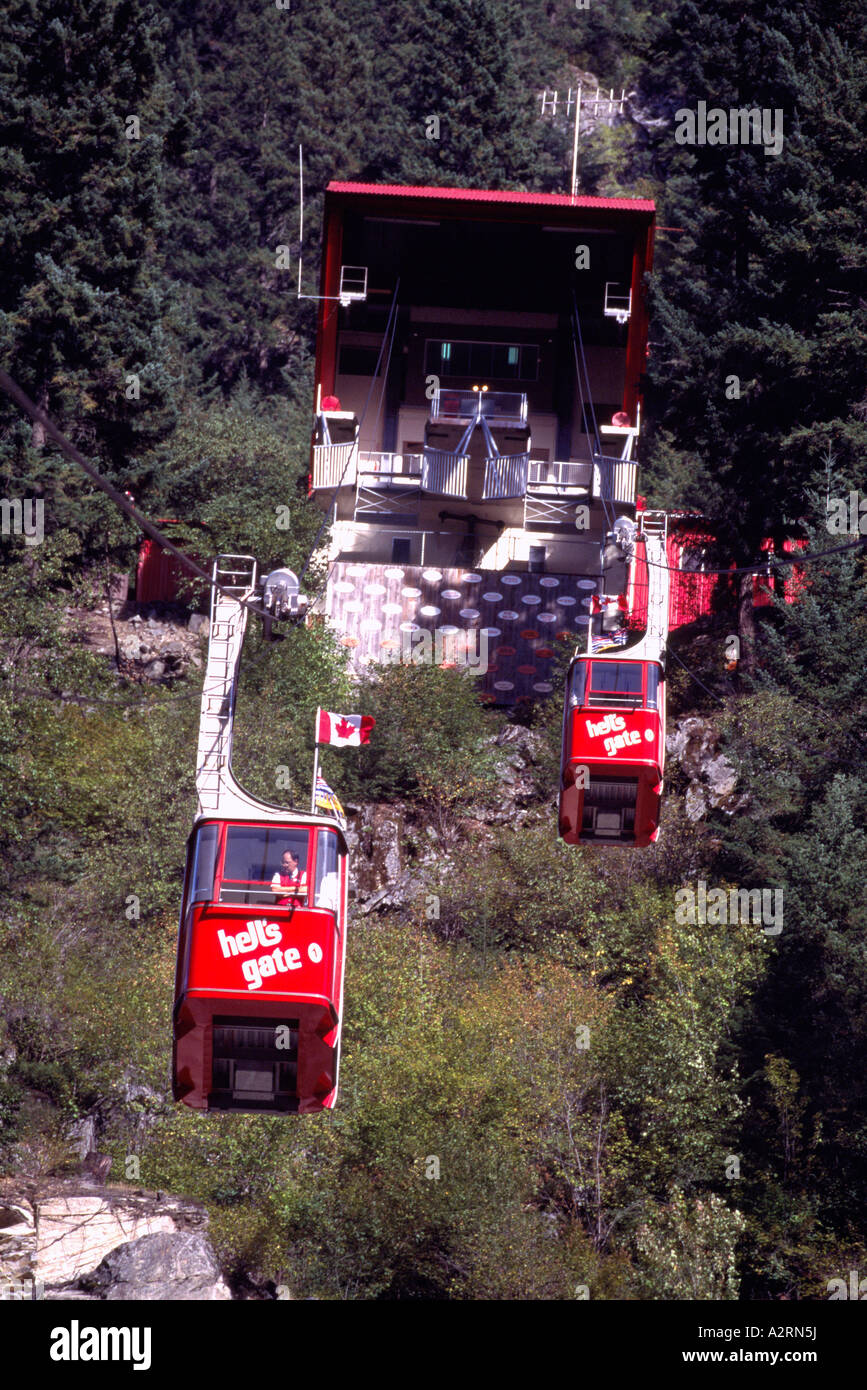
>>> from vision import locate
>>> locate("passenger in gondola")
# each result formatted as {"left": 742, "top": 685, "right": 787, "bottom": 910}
{"left": 271, "top": 848, "right": 308, "bottom": 906}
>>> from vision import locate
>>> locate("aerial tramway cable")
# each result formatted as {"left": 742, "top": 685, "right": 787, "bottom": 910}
{"left": 571, "top": 293, "right": 618, "bottom": 537}
{"left": 0, "top": 369, "right": 276, "bottom": 620}
{"left": 2, "top": 274, "right": 397, "bottom": 624}
{"left": 643, "top": 535, "right": 867, "bottom": 577}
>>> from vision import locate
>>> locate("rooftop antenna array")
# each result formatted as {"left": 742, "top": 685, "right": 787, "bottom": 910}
{"left": 538, "top": 85, "right": 628, "bottom": 198}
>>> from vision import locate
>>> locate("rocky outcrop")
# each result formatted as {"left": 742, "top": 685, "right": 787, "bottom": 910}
{"left": 344, "top": 725, "right": 549, "bottom": 912}
{"left": 0, "top": 1180, "right": 229, "bottom": 1301}
{"left": 80, "top": 1231, "right": 231, "bottom": 1301}
{"left": 344, "top": 803, "right": 429, "bottom": 914}
{"left": 666, "top": 717, "right": 750, "bottom": 821}
{"left": 483, "top": 725, "right": 548, "bottom": 823}
{"left": 64, "top": 602, "right": 206, "bottom": 683}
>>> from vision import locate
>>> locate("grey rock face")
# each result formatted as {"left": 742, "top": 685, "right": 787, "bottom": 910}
{"left": 80, "top": 1231, "right": 232, "bottom": 1301}
{"left": 0, "top": 1179, "right": 225, "bottom": 1300}
{"left": 0, "top": 1200, "right": 36, "bottom": 1294}
{"left": 667, "top": 717, "right": 749, "bottom": 821}
{"left": 67, "top": 1117, "right": 97, "bottom": 1163}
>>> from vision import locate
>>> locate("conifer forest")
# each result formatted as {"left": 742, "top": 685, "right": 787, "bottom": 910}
{"left": 1, "top": 0, "right": 867, "bottom": 1323}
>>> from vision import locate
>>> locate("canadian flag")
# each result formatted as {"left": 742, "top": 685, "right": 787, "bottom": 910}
{"left": 316, "top": 708, "right": 375, "bottom": 747}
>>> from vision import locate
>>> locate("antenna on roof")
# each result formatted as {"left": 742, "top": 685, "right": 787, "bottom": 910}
{"left": 538, "top": 85, "right": 627, "bottom": 198}
{"left": 297, "top": 144, "right": 369, "bottom": 307}
{"left": 298, "top": 143, "right": 304, "bottom": 299}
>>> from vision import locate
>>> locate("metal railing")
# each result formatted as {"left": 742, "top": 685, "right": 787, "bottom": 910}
{"left": 527, "top": 459, "right": 593, "bottom": 490}
{"left": 312, "top": 441, "right": 357, "bottom": 489}
{"left": 421, "top": 450, "right": 469, "bottom": 498}
{"left": 357, "top": 451, "right": 423, "bottom": 481}
{"left": 430, "top": 389, "right": 528, "bottom": 425}
{"left": 482, "top": 453, "right": 529, "bottom": 501}
{"left": 593, "top": 457, "right": 637, "bottom": 508}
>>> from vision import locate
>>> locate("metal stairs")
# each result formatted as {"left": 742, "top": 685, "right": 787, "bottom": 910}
{"left": 627, "top": 512, "right": 670, "bottom": 666}
{"left": 195, "top": 555, "right": 274, "bottom": 820}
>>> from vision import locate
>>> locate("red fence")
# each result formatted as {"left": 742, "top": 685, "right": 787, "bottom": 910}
{"left": 666, "top": 527, "right": 805, "bottom": 631}
{"left": 136, "top": 522, "right": 209, "bottom": 604}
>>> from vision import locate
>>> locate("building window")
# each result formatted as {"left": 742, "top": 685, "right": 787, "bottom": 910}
{"left": 392, "top": 538, "right": 411, "bottom": 564}
{"left": 424, "top": 339, "right": 539, "bottom": 381}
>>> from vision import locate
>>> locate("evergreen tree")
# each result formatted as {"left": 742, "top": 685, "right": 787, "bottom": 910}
{"left": 633, "top": 1, "right": 867, "bottom": 653}
{"left": 0, "top": 0, "right": 180, "bottom": 485}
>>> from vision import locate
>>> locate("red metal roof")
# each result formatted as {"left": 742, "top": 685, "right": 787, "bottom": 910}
{"left": 326, "top": 181, "right": 655, "bottom": 213}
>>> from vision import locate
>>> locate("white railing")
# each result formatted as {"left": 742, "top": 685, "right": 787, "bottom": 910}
{"left": 527, "top": 459, "right": 593, "bottom": 490}
{"left": 524, "top": 494, "right": 583, "bottom": 528}
{"left": 357, "top": 451, "right": 423, "bottom": 481}
{"left": 593, "top": 457, "right": 637, "bottom": 508}
{"left": 431, "top": 389, "right": 528, "bottom": 425}
{"left": 482, "top": 453, "right": 529, "bottom": 501}
{"left": 421, "top": 450, "right": 468, "bottom": 498}
{"left": 312, "top": 441, "right": 357, "bottom": 489}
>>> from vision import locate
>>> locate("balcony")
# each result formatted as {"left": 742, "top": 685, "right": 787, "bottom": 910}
{"left": 528, "top": 460, "right": 593, "bottom": 492}
{"left": 431, "top": 388, "right": 528, "bottom": 427}
{"left": 312, "top": 441, "right": 358, "bottom": 490}
{"left": 355, "top": 452, "right": 422, "bottom": 523}
{"left": 421, "top": 450, "right": 469, "bottom": 499}
{"left": 593, "top": 456, "right": 637, "bottom": 509}
{"left": 357, "top": 451, "right": 422, "bottom": 484}
{"left": 482, "top": 453, "right": 530, "bottom": 501}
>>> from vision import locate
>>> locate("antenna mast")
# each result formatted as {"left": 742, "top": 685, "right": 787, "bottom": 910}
{"left": 298, "top": 144, "right": 304, "bottom": 298}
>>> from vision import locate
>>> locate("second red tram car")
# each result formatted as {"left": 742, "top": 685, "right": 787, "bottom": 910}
{"left": 173, "top": 812, "right": 348, "bottom": 1114}
{"left": 559, "top": 655, "right": 666, "bottom": 847}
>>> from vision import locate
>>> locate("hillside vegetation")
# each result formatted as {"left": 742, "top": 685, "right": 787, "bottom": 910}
{"left": 1, "top": 0, "right": 866, "bottom": 1298}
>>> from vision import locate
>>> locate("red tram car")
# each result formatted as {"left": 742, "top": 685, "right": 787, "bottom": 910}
{"left": 173, "top": 811, "right": 348, "bottom": 1114}
{"left": 558, "top": 655, "right": 665, "bottom": 847}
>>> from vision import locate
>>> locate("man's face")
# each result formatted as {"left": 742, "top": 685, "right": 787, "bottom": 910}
{"left": 282, "top": 853, "right": 296, "bottom": 874}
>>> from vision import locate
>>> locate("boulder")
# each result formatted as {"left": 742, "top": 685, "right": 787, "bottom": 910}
{"left": 0, "top": 1200, "right": 36, "bottom": 1294}
{"left": 80, "top": 1231, "right": 231, "bottom": 1301}
{"left": 33, "top": 1195, "right": 178, "bottom": 1287}
{"left": 0, "top": 1180, "right": 226, "bottom": 1299}
{"left": 667, "top": 716, "right": 749, "bottom": 819}
{"left": 160, "top": 642, "right": 185, "bottom": 668}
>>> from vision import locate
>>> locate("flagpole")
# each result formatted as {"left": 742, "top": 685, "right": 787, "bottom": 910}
{"left": 311, "top": 706, "right": 321, "bottom": 813}
{"left": 311, "top": 743, "right": 320, "bottom": 813}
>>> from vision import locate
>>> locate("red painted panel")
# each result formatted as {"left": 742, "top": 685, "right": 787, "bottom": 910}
{"left": 327, "top": 181, "right": 656, "bottom": 213}
{"left": 566, "top": 707, "right": 663, "bottom": 772}
{"left": 185, "top": 903, "right": 339, "bottom": 1006}
{"left": 314, "top": 202, "right": 343, "bottom": 399}
{"left": 667, "top": 528, "right": 719, "bottom": 630}
{"left": 135, "top": 522, "right": 208, "bottom": 604}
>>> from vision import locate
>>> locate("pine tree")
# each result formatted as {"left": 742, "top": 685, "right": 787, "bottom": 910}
{"left": 0, "top": 0, "right": 180, "bottom": 487}
{"left": 633, "top": 1, "right": 867, "bottom": 655}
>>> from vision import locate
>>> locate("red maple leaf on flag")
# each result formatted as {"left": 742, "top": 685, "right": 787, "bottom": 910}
{"left": 335, "top": 717, "right": 356, "bottom": 740}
